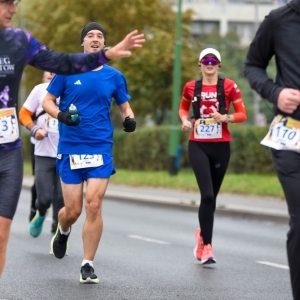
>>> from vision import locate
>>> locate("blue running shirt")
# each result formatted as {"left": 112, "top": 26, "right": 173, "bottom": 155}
{"left": 47, "top": 65, "right": 131, "bottom": 155}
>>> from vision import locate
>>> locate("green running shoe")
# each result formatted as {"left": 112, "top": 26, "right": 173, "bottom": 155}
{"left": 29, "top": 211, "right": 47, "bottom": 237}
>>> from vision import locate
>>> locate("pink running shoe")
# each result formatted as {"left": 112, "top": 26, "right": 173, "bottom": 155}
{"left": 201, "top": 244, "right": 216, "bottom": 265}
{"left": 193, "top": 228, "right": 204, "bottom": 261}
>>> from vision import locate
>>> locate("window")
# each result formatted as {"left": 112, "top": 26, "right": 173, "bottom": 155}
{"left": 228, "top": 22, "right": 256, "bottom": 40}
{"left": 192, "top": 21, "right": 220, "bottom": 36}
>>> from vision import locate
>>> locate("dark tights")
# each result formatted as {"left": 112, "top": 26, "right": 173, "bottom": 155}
{"left": 271, "top": 149, "right": 300, "bottom": 300}
{"left": 188, "top": 141, "right": 230, "bottom": 245}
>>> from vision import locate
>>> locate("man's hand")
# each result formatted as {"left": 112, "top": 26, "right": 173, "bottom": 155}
{"left": 105, "top": 30, "right": 145, "bottom": 60}
{"left": 278, "top": 88, "right": 300, "bottom": 114}
{"left": 123, "top": 116, "right": 136, "bottom": 132}
{"left": 57, "top": 111, "right": 80, "bottom": 126}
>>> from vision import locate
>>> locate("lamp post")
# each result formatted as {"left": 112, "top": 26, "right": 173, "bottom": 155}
{"left": 168, "top": 0, "right": 182, "bottom": 175}
{"left": 253, "top": 0, "right": 260, "bottom": 125}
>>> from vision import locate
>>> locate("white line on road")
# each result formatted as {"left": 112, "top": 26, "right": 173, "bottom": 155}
{"left": 128, "top": 235, "right": 171, "bottom": 245}
{"left": 256, "top": 261, "right": 289, "bottom": 270}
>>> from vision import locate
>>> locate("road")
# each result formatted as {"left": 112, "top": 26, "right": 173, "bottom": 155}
{"left": 0, "top": 189, "right": 292, "bottom": 300}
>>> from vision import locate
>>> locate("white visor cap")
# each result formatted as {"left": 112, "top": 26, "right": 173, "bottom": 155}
{"left": 199, "top": 48, "right": 221, "bottom": 62}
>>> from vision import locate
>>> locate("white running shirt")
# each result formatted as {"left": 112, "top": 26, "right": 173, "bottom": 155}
{"left": 23, "top": 82, "right": 59, "bottom": 158}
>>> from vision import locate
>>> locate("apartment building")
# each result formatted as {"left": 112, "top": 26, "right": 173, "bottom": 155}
{"left": 166, "top": 0, "right": 287, "bottom": 44}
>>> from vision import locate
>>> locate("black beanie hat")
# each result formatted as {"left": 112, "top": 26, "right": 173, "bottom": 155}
{"left": 80, "top": 22, "right": 106, "bottom": 44}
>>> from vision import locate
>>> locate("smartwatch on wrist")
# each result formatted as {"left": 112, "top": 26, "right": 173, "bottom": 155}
{"left": 102, "top": 47, "right": 111, "bottom": 60}
{"left": 225, "top": 114, "right": 231, "bottom": 123}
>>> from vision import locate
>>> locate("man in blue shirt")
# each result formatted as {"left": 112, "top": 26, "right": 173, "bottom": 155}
{"left": 42, "top": 22, "right": 136, "bottom": 284}
{"left": 0, "top": 0, "right": 144, "bottom": 278}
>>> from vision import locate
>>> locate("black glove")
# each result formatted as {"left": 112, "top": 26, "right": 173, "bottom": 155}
{"left": 123, "top": 116, "right": 136, "bottom": 132}
{"left": 57, "top": 111, "right": 81, "bottom": 126}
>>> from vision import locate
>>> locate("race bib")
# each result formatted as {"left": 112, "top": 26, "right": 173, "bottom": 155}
{"left": 0, "top": 108, "right": 19, "bottom": 144}
{"left": 194, "top": 118, "right": 222, "bottom": 139}
{"left": 69, "top": 154, "right": 103, "bottom": 170}
{"left": 261, "top": 114, "right": 300, "bottom": 152}
{"left": 45, "top": 115, "right": 59, "bottom": 134}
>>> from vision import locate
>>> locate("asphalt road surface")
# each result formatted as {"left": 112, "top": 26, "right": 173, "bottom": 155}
{"left": 0, "top": 189, "right": 292, "bottom": 300}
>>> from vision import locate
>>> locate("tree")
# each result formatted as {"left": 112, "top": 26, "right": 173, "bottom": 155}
{"left": 19, "top": 0, "right": 200, "bottom": 125}
{"left": 21, "top": 1, "right": 276, "bottom": 126}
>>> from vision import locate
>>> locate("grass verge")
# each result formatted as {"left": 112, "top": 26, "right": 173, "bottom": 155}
{"left": 24, "top": 161, "right": 284, "bottom": 199}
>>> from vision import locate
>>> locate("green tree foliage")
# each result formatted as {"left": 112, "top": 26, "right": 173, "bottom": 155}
{"left": 18, "top": 0, "right": 277, "bottom": 125}
{"left": 19, "top": 0, "right": 201, "bottom": 125}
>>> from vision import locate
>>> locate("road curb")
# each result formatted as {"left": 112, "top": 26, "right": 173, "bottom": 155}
{"left": 103, "top": 191, "right": 289, "bottom": 223}
{"left": 21, "top": 182, "right": 288, "bottom": 223}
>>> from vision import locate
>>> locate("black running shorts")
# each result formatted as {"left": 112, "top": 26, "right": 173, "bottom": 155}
{"left": 0, "top": 147, "right": 23, "bottom": 219}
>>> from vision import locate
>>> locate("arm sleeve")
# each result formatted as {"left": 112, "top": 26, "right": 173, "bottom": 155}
{"left": 19, "top": 106, "right": 34, "bottom": 127}
{"left": 231, "top": 100, "right": 247, "bottom": 123}
{"left": 244, "top": 13, "right": 283, "bottom": 105}
{"left": 179, "top": 83, "right": 192, "bottom": 118}
{"left": 179, "top": 98, "right": 191, "bottom": 118}
{"left": 26, "top": 33, "right": 109, "bottom": 74}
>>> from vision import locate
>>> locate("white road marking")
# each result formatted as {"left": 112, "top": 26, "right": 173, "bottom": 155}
{"left": 128, "top": 235, "right": 171, "bottom": 245}
{"left": 256, "top": 261, "right": 289, "bottom": 270}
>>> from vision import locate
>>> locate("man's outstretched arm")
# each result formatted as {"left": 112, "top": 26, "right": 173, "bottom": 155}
{"left": 28, "top": 30, "right": 145, "bottom": 74}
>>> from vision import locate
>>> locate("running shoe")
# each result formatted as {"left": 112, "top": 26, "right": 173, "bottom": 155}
{"left": 50, "top": 223, "right": 70, "bottom": 259}
{"left": 193, "top": 228, "right": 204, "bottom": 261}
{"left": 80, "top": 263, "right": 99, "bottom": 284}
{"left": 29, "top": 211, "right": 47, "bottom": 237}
{"left": 201, "top": 244, "right": 216, "bottom": 265}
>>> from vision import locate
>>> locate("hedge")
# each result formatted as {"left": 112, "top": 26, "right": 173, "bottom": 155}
{"left": 112, "top": 125, "right": 274, "bottom": 174}
{"left": 21, "top": 125, "right": 275, "bottom": 174}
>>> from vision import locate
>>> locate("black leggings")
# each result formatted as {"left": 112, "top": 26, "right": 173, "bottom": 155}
{"left": 188, "top": 140, "right": 230, "bottom": 245}
{"left": 0, "top": 148, "right": 23, "bottom": 219}
{"left": 35, "top": 155, "right": 64, "bottom": 220}
{"left": 271, "top": 149, "right": 300, "bottom": 300}
{"left": 30, "top": 143, "right": 37, "bottom": 211}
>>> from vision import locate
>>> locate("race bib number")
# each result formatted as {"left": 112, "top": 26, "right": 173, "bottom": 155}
{"left": 0, "top": 108, "right": 19, "bottom": 144}
{"left": 45, "top": 115, "right": 59, "bottom": 134}
{"left": 194, "top": 118, "right": 222, "bottom": 139}
{"left": 69, "top": 154, "right": 103, "bottom": 170}
{"left": 261, "top": 115, "right": 300, "bottom": 152}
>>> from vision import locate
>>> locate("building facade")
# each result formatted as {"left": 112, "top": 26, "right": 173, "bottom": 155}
{"left": 166, "top": 0, "right": 287, "bottom": 44}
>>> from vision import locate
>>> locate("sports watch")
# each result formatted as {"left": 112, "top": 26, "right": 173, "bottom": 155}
{"left": 225, "top": 114, "right": 231, "bottom": 123}
{"left": 102, "top": 47, "right": 112, "bottom": 60}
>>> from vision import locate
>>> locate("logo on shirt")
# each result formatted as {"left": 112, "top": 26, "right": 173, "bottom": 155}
{"left": 74, "top": 80, "right": 82, "bottom": 85}
{"left": 233, "top": 83, "right": 240, "bottom": 93}
{"left": 0, "top": 56, "right": 15, "bottom": 76}
{"left": 200, "top": 92, "right": 219, "bottom": 117}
